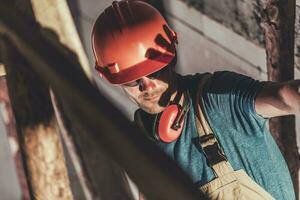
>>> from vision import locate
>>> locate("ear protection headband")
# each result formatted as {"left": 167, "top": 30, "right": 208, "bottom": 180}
{"left": 152, "top": 90, "right": 190, "bottom": 143}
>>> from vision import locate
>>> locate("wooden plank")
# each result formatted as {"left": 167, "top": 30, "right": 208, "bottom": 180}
{"left": 0, "top": 37, "right": 73, "bottom": 200}
{"left": 0, "top": 64, "right": 5, "bottom": 76}
{"left": 30, "top": 0, "right": 92, "bottom": 80}
{"left": 0, "top": 77, "right": 30, "bottom": 199}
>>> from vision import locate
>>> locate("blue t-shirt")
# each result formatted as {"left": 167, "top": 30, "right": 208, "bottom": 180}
{"left": 156, "top": 71, "right": 295, "bottom": 200}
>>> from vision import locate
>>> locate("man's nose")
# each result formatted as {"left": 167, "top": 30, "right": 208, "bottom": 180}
{"left": 139, "top": 77, "right": 156, "bottom": 91}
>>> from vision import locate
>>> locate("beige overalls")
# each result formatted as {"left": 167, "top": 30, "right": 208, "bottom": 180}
{"left": 195, "top": 74, "right": 275, "bottom": 200}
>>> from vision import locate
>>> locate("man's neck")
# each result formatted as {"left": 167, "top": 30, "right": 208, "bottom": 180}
{"left": 169, "top": 73, "right": 184, "bottom": 106}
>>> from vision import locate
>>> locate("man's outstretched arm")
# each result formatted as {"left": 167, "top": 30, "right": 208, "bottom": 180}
{"left": 255, "top": 79, "right": 300, "bottom": 118}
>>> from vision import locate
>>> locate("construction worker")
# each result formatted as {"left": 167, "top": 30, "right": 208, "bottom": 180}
{"left": 91, "top": 1, "right": 299, "bottom": 199}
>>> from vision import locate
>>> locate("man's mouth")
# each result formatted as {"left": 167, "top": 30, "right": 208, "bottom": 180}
{"left": 144, "top": 95, "right": 159, "bottom": 101}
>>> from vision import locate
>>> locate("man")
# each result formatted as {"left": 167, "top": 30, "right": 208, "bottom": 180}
{"left": 91, "top": 1, "right": 299, "bottom": 199}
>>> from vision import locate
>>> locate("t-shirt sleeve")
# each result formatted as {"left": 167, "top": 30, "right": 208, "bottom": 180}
{"left": 204, "top": 71, "right": 266, "bottom": 122}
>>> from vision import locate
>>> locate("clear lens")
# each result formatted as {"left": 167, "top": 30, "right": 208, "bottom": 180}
{"left": 122, "top": 64, "right": 170, "bottom": 87}
{"left": 123, "top": 79, "right": 140, "bottom": 87}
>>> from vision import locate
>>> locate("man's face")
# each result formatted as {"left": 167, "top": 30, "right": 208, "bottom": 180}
{"left": 122, "top": 66, "right": 176, "bottom": 114}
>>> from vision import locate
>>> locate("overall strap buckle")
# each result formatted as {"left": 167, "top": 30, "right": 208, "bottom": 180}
{"left": 200, "top": 134, "right": 227, "bottom": 167}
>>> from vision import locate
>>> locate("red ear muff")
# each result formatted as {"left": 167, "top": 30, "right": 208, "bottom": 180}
{"left": 157, "top": 104, "right": 184, "bottom": 143}
{"left": 153, "top": 90, "right": 190, "bottom": 143}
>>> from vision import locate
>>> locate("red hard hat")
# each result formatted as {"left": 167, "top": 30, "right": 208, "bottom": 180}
{"left": 91, "top": 0, "right": 178, "bottom": 85}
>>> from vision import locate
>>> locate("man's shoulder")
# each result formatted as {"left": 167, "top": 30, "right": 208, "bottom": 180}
{"left": 201, "top": 71, "right": 255, "bottom": 91}
{"left": 180, "top": 70, "right": 245, "bottom": 81}
{"left": 179, "top": 72, "right": 212, "bottom": 83}
{"left": 179, "top": 70, "right": 253, "bottom": 94}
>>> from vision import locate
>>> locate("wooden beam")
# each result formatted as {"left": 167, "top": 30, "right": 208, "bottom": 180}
{"left": 0, "top": 37, "right": 73, "bottom": 200}
{"left": 0, "top": 2, "right": 206, "bottom": 199}
{"left": 0, "top": 76, "right": 30, "bottom": 199}
{"left": 0, "top": 63, "right": 5, "bottom": 76}
{"left": 29, "top": 0, "right": 92, "bottom": 80}
{"left": 259, "top": 0, "right": 299, "bottom": 196}
{"left": 29, "top": 1, "right": 138, "bottom": 199}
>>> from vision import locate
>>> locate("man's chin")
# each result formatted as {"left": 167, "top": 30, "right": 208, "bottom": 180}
{"left": 140, "top": 106, "right": 165, "bottom": 114}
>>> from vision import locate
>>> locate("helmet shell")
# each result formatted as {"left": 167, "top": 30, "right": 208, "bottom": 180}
{"left": 92, "top": 0, "right": 177, "bottom": 84}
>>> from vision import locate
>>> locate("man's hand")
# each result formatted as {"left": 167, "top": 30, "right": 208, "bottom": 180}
{"left": 255, "top": 79, "right": 300, "bottom": 118}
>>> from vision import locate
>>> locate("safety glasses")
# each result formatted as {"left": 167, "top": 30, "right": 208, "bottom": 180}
{"left": 122, "top": 65, "right": 170, "bottom": 87}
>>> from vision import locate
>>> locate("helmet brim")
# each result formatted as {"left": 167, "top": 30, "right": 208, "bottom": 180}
{"left": 104, "top": 54, "right": 175, "bottom": 85}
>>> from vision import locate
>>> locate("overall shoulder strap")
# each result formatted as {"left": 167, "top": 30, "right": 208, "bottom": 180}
{"left": 194, "top": 73, "right": 234, "bottom": 177}
{"left": 194, "top": 73, "right": 213, "bottom": 136}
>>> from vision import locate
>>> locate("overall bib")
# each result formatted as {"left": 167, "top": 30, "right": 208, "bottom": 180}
{"left": 195, "top": 74, "right": 275, "bottom": 200}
